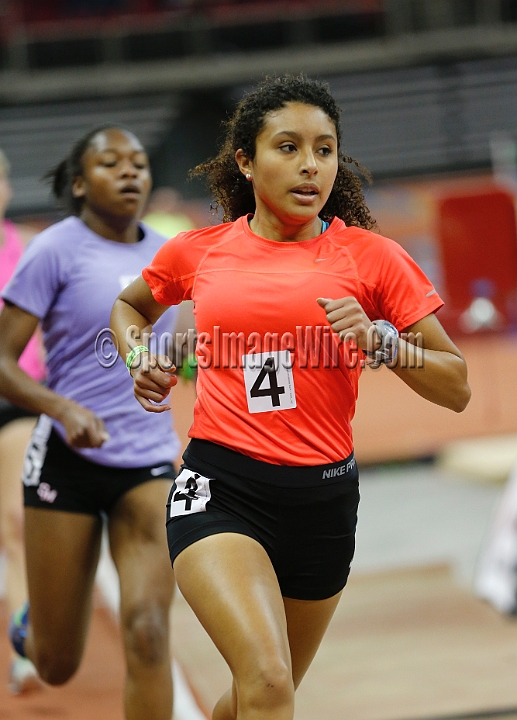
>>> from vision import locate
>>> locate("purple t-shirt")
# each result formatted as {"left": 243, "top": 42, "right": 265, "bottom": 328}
{"left": 2, "top": 216, "right": 180, "bottom": 467}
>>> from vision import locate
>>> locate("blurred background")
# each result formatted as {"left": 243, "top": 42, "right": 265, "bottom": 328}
{"left": 2, "top": 1, "right": 517, "bottom": 719}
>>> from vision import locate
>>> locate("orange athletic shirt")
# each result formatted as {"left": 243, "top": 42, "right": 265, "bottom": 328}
{"left": 142, "top": 216, "right": 443, "bottom": 466}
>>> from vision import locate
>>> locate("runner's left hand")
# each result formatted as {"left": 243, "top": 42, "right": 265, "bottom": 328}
{"left": 317, "top": 296, "right": 376, "bottom": 351}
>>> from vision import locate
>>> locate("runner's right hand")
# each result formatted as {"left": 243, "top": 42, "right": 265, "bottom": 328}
{"left": 130, "top": 353, "right": 177, "bottom": 413}
{"left": 57, "top": 400, "right": 110, "bottom": 448}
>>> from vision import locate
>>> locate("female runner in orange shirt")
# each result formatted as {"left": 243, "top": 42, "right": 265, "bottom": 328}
{"left": 111, "top": 74, "right": 471, "bottom": 720}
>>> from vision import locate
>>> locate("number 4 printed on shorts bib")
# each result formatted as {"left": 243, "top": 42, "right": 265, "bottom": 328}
{"left": 242, "top": 350, "right": 296, "bottom": 414}
{"left": 169, "top": 468, "right": 212, "bottom": 518}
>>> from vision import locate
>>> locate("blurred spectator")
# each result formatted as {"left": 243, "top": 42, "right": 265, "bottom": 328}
{"left": 0, "top": 148, "right": 45, "bottom": 695}
{"left": 143, "top": 186, "right": 195, "bottom": 239}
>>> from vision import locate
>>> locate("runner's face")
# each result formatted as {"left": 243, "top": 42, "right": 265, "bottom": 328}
{"left": 243, "top": 102, "right": 338, "bottom": 225}
{"left": 74, "top": 129, "right": 151, "bottom": 220}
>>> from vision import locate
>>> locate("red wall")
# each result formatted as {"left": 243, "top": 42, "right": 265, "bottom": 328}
{"left": 437, "top": 188, "right": 517, "bottom": 335}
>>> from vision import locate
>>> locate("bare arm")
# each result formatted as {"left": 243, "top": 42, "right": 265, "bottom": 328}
{"left": 318, "top": 297, "right": 471, "bottom": 413}
{"left": 0, "top": 303, "right": 109, "bottom": 446}
{"left": 110, "top": 275, "right": 177, "bottom": 413}
{"left": 390, "top": 313, "right": 470, "bottom": 412}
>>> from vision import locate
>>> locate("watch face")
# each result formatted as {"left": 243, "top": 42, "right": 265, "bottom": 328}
{"left": 377, "top": 320, "right": 397, "bottom": 337}
{"left": 368, "top": 320, "right": 398, "bottom": 366}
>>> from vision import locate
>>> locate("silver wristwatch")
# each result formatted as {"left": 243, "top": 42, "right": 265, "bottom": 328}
{"left": 365, "top": 320, "right": 399, "bottom": 365}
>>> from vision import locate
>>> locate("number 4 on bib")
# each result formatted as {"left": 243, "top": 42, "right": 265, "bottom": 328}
{"left": 242, "top": 350, "right": 296, "bottom": 414}
{"left": 169, "top": 468, "right": 212, "bottom": 518}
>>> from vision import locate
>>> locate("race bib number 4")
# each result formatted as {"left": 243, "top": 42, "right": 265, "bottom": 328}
{"left": 169, "top": 468, "right": 212, "bottom": 518}
{"left": 242, "top": 350, "right": 296, "bottom": 414}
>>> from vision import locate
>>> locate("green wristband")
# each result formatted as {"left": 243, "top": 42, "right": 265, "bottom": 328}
{"left": 126, "top": 345, "right": 149, "bottom": 372}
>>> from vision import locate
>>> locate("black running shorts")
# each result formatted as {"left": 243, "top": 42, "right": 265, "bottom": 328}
{"left": 23, "top": 418, "right": 176, "bottom": 516}
{"left": 166, "top": 439, "right": 360, "bottom": 601}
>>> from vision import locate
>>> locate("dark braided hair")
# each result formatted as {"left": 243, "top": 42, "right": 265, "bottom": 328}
{"left": 191, "top": 74, "right": 376, "bottom": 230}
{"left": 44, "top": 124, "right": 126, "bottom": 215}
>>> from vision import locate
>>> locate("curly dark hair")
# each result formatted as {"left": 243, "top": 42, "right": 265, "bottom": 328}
{"left": 44, "top": 124, "right": 132, "bottom": 215}
{"left": 191, "top": 74, "right": 376, "bottom": 230}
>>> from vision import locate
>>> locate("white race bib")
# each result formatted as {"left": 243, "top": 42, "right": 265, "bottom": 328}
{"left": 242, "top": 350, "right": 296, "bottom": 414}
{"left": 22, "top": 414, "right": 52, "bottom": 487}
{"left": 169, "top": 468, "right": 212, "bottom": 518}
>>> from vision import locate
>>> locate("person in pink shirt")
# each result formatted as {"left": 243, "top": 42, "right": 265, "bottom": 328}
{"left": 0, "top": 148, "right": 46, "bottom": 694}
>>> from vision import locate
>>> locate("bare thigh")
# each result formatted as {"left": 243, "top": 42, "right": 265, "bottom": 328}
{"left": 0, "top": 418, "right": 36, "bottom": 541}
{"left": 174, "top": 533, "right": 291, "bottom": 686}
{"left": 283, "top": 591, "right": 343, "bottom": 689}
{"left": 108, "top": 479, "right": 174, "bottom": 720}
{"left": 108, "top": 479, "right": 174, "bottom": 636}
{"left": 174, "top": 531, "right": 343, "bottom": 719}
{"left": 24, "top": 506, "right": 102, "bottom": 682}
{"left": 0, "top": 417, "right": 36, "bottom": 610}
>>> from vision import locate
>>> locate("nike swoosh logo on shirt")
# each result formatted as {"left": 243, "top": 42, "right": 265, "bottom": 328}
{"left": 150, "top": 465, "right": 171, "bottom": 476}
{"left": 426, "top": 289, "right": 437, "bottom": 297}
{"left": 314, "top": 258, "right": 328, "bottom": 263}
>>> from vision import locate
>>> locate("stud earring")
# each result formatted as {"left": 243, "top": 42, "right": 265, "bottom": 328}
{"left": 245, "top": 173, "right": 252, "bottom": 180}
